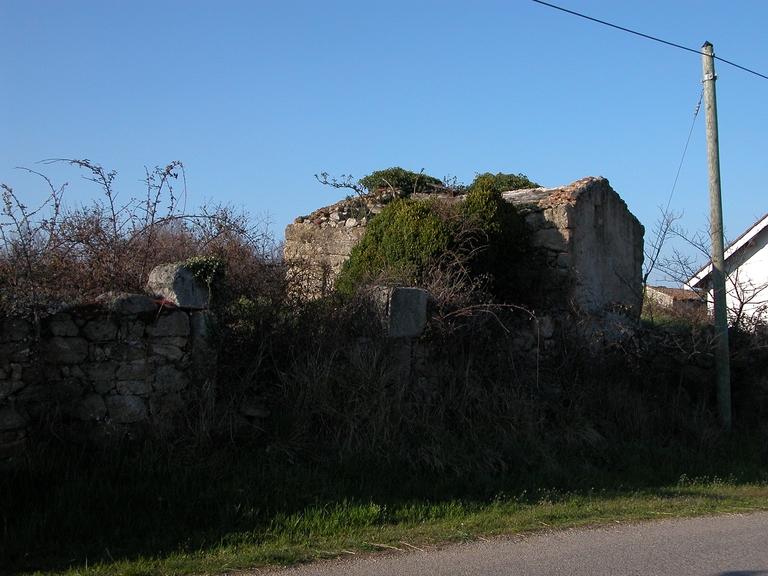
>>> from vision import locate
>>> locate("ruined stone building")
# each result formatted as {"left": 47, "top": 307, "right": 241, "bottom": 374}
{"left": 284, "top": 177, "right": 644, "bottom": 314}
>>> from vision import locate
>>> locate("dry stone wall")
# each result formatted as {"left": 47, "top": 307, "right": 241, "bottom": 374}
{"left": 0, "top": 292, "right": 215, "bottom": 457}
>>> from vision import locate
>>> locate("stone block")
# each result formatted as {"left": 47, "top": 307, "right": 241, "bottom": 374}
{"left": 377, "top": 287, "right": 428, "bottom": 338}
{"left": 81, "top": 362, "right": 118, "bottom": 381}
{"left": 0, "top": 406, "right": 28, "bottom": 430}
{"left": 556, "top": 252, "right": 572, "bottom": 269}
{"left": 152, "top": 336, "right": 187, "bottom": 348}
{"left": 103, "top": 342, "right": 146, "bottom": 362}
{"left": 146, "top": 311, "right": 190, "bottom": 338}
{"left": 190, "top": 311, "right": 216, "bottom": 348}
{"left": 96, "top": 292, "right": 158, "bottom": 316}
{"left": 0, "top": 342, "right": 33, "bottom": 363}
{"left": 48, "top": 314, "right": 79, "bottom": 337}
{"left": 145, "top": 263, "right": 209, "bottom": 308}
{"left": 531, "top": 228, "right": 570, "bottom": 252}
{"left": 89, "top": 345, "right": 107, "bottom": 362}
{"left": 73, "top": 393, "right": 107, "bottom": 421}
{"left": 116, "top": 362, "right": 148, "bottom": 381}
{"left": 82, "top": 320, "right": 118, "bottom": 342}
{"left": 69, "top": 365, "right": 85, "bottom": 379}
{"left": 105, "top": 395, "right": 147, "bottom": 423}
{"left": 0, "top": 318, "right": 30, "bottom": 342}
{"left": 121, "top": 320, "right": 147, "bottom": 340}
{"left": 15, "top": 384, "right": 47, "bottom": 403}
{"left": 0, "top": 380, "right": 25, "bottom": 402}
{"left": 116, "top": 380, "right": 152, "bottom": 396}
{"left": 544, "top": 204, "right": 573, "bottom": 229}
{"left": 93, "top": 380, "right": 116, "bottom": 395}
{"left": 523, "top": 210, "right": 547, "bottom": 231}
{"left": 42, "top": 337, "right": 89, "bottom": 364}
{"left": 152, "top": 344, "right": 184, "bottom": 361}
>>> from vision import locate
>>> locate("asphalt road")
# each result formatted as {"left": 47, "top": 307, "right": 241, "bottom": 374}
{"left": 256, "top": 512, "right": 768, "bottom": 576}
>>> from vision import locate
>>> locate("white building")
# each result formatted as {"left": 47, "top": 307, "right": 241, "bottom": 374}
{"left": 687, "top": 214, "right": 768, "bottom": 328}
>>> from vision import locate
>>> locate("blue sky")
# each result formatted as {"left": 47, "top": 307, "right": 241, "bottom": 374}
{"left": 2, "top": 1, "right": 766, "bottom": 284}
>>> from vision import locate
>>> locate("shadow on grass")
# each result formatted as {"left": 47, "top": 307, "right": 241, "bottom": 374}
{"left": 2, "top": 435, "right": 767, "bottom": 575}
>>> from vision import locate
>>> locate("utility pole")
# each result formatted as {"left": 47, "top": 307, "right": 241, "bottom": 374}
{"left": 701, "top": 41, "right": 732, "bottom": 430}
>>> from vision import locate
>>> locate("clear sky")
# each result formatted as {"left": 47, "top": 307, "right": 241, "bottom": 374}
{"left": 2, "top": 1, "right": 766, "bottom": 284}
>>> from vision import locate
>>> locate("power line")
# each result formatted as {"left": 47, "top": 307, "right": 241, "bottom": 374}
{"left": 644, "top": 90, "right": 703, "bottom": 287}
{"left": 532, "top": 0, "right": 768, "bottom": 81}
{"left": 666, "top": 89, "right": 704, "bottom": 214}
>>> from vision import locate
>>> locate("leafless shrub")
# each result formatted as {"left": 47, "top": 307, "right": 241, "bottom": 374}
{"left": 0, "top": 169, "right": 69, "bottom": 319}
{"left": 0, "top": 159, "right": 280, "bottom": 319}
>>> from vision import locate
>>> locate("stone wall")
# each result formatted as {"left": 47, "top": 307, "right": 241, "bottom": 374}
{"left": 0, "top": 292, "right": 215, "bottom": 457}
{"left": 505, "top": 177, "right": 645, "bottom": 313}
{"left": 284, "top": 223, "right": 367, "bottom": 298}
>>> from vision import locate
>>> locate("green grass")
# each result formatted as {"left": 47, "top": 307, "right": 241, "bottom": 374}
{"left": 3, "top": 441, "right": 768, "bottom": 576}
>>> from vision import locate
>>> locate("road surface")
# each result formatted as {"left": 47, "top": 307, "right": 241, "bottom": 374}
{"left": 254, "top": 512, "right": 768, "bottom": 575}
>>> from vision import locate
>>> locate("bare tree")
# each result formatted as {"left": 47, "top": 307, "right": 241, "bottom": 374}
{"left": 657, "top": 216, "right": 768, "bottom": 332}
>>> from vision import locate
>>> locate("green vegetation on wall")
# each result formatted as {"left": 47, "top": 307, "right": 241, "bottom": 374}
{"left": 462, "top": 175, "right": 532, "bottom": 300}
{"left": 336, "top": 171, "right": 532, "bottom": 302}
{"left": 336, "top": 198, "right": 451, "bottom": 294}
{"left": 467, "top": 172, "right": 539, "bottom": 193}
{"left": 184, "top": 255, "right": 226, "bottom": 306}
{"left": 359, "top": 167, "right": 443, "bottom": 196}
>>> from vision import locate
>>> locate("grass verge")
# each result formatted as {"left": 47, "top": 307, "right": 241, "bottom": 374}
{"left": 3, "top": 442, "right": 768, "bottom": 576}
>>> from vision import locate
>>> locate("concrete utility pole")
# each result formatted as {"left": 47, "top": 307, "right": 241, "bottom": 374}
{"left": 701, "top": 41, "right": 731, "bottom": 430}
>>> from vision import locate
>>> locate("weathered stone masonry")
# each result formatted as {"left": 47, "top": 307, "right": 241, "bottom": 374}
{"left": 0, "top": 292, "right": 215, "bottom": 457}
{"left": 506, "top": 177, "right": 645, "bottom": 313}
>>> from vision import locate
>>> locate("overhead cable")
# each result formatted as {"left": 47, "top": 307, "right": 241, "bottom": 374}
{"left": 532, "top": 0, "right": 768, "bottom": 81}
{"left": 666, "top": 89, "right": 704, "bottom": 214}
